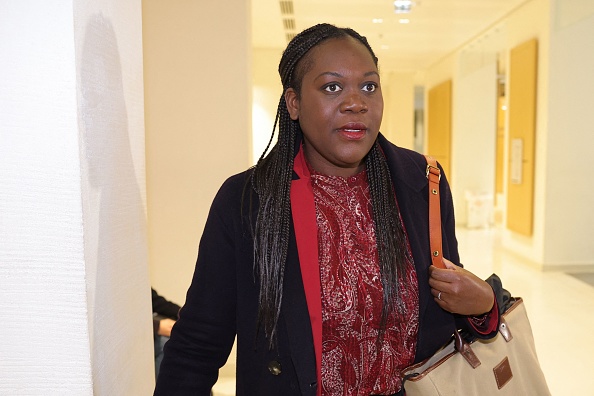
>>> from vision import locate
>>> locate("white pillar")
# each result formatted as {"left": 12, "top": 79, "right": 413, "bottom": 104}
{"left": 0, "top": 1, "right": 153, "bottom": 394}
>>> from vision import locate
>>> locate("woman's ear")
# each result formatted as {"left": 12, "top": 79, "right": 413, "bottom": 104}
{"left": 284, "top": 88, "right": 300, "bottom": 121}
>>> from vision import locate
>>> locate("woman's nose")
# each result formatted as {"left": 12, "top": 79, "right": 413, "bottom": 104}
{"left": 340, "top": 91, "right": 368, "bottom": 113}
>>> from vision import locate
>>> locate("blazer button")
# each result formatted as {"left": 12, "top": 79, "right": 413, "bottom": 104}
{"left": 268, "top": 360, "right": 282, "bottom": 376}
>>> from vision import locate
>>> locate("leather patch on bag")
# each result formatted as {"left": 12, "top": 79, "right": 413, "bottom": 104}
{"left": 494, "top": 356, "right": 513, "bottom": 389}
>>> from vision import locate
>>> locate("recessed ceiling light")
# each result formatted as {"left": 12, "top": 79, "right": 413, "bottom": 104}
{"left": 372, "top": 18, "right": 384, "bottom": 24}
{"left": 381, "top": 45, "right": 390, "bottom": 50}
{"left": 394, "top": 0, "right": 414, "bottom": 14}
{"left": 399, "top": 18, "right": 410, "bottom": 24}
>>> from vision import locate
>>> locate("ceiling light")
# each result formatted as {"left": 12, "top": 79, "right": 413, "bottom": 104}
{"left": 399, "top": 18, "right": 410, "bottom": 24}
{"left": 372, "top": 18, "right": 384, "bottom": 24}
{"left": 394, "top": 0, "right": 414, "bottom": 14}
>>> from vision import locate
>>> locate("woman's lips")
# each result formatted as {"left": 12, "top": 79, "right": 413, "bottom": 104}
{"left": 337, "top": 123, "right": 367, "bottom": 140}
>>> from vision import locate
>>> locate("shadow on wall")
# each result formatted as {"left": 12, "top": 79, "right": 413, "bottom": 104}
{"left": 78, "top": 13, "right": 152, "bottom": 393}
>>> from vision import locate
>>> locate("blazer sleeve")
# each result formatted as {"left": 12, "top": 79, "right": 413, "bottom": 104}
{"left": 151, "top": 288, "right": 181, "bottom": 319}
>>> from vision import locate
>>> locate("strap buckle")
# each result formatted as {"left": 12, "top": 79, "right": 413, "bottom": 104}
{"left": 426, "top": 164, "right": 441, "bottom": 181}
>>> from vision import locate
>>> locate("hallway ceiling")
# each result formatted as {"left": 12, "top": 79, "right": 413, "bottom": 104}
{"left": 252, "top": 0, "right": 529, "bottom": 72}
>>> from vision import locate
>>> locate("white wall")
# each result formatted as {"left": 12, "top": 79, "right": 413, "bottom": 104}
{"left": 0, "top": 2, "right": 93, "bottom": 393}
{"left": 543, "top": 4, "right": 594, "bottom": 269}
{"left": 75, "top": 1, "right": 154, "bottom": 394}
{"left": 451, "top": 60, "right": 498, "bottom": 226}
{"left": 0, "top": 0, "right": 153, "bottom": 394}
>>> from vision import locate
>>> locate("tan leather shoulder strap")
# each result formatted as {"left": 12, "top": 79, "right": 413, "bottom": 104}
{"left": 425, "top": 155, "right": 446, "bottom": 269}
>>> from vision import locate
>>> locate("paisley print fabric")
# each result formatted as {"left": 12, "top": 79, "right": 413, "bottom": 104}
{"left": 310, "top": 169, "right": 419, "bottom": 396}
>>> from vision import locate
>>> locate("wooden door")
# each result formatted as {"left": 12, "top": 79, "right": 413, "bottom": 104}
{"left": 506, "top": 38, "right": 538, "bottom": 236}
{"left": 427, "top": 80, "right": 452, "bottom": 176}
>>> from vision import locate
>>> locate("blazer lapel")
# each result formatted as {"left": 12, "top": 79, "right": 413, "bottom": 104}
{"left": 289, "top": 147, "right": 322, "bottom": 394}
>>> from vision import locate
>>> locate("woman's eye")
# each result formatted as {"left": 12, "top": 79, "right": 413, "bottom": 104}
{"left": 362, "top": 83, "right": 377, "bottom": 92}
{"left": 324, "top": 84, "right": 342, "bottom": 93}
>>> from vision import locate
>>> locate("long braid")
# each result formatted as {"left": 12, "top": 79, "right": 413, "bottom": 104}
{"left": 250, "top": 23, "right": 406, "bottom": 347}
{"left": 251, "top": 96, "right": 296, "bottom": 345}
{"left": 365, "top": 143, "right": 409, "bottom": 339}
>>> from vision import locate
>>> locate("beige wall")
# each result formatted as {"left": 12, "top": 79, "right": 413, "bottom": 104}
{"left": 144, "top": 1, "right": 251, "bottom": 304}
{"left": 253, "top": 48, "right": 283, "bottom": 165}
{"left": 382, "top": 71, "right": 416, "bottom": 149}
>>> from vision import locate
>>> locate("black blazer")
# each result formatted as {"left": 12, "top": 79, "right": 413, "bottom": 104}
{"left": 154, "top": 134, "right": 494, "bottom": 395}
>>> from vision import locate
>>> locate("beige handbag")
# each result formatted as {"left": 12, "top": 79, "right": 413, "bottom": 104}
{"left": 401, "top": 157, "right": 552, "bottom": 395}
{"left": 402, "top": 297, "right": 551, "bottom": 395}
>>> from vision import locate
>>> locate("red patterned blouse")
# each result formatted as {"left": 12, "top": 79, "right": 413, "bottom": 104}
{"left": 310, "top": 168, "right": 419, "bottom": 395}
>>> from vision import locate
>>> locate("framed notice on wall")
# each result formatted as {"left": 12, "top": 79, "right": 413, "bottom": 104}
{"left": 510, "top": 138, "right": 523, "bottom": 185}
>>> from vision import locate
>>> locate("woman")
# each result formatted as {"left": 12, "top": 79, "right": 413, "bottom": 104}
{"left": 154, "top": 23, "right": 498, "bottom": 396}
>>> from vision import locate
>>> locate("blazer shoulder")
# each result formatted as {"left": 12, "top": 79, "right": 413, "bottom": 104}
{"left": 212, "top": 168, "right": 254, "bottom": 206}
{"left": 378, "top": 134, "right": 428, "bottom": 191}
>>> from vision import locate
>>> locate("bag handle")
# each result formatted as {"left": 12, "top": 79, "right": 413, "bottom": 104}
{"left": 425, "top": 155, "right": 481, "bottom": 368}
{"left": 425, "top": 156, "right": 446, "bottom": 269}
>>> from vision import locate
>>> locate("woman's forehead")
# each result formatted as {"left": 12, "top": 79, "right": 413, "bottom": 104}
{"left": 303, "top": 37, "right": 377, "bottom": 75}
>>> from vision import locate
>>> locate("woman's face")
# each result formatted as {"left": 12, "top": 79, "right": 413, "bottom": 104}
{"left": 285, "top": 36, "right": 384, "bottom": 177}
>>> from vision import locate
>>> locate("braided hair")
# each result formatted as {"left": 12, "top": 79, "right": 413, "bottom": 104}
{"left": 250, "top": 23, "right": 409, "bottom": 347}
